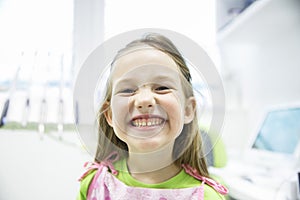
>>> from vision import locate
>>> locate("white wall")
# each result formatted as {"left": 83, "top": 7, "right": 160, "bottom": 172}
{"left": 217, "top": 0, "right": 300, "bottom": 150}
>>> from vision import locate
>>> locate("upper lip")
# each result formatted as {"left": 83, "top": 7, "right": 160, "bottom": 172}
{"left": 131, "top": 114, "right": 165, "bottom": 121}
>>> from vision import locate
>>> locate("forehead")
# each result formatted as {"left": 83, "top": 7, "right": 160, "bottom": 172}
{"left": 111, "top": 48, "right": 179, "bottom": 81}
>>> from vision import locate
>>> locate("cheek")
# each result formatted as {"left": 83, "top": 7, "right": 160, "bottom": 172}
{"left": 111, "top": 97, "right": 129, "bottom": 129}
{"left": 110, "top": 98, "right": 128, "bottom": 141}
{"left": 163, "top": 93, "right": 185, "bottom": 116}
{"left": 161, "top": 95, "right": 185, "bottom": 132}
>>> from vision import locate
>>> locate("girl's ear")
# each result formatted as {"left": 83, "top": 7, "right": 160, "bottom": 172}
{"left": 184, "top": 97, "right": 196, "bottom": 124}
{"left": 103, "top": 101, "right": 113, "bottom": 127}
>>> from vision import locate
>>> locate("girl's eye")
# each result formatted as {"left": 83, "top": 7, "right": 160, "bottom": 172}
{"left": 120, "top": 89, "right": 135, "bottom": 94}
{"left": 155, "top": 86, "right": 170, "bottom": 92}
{"left": 155, "top": 86, "right": 169, "bottom": 91}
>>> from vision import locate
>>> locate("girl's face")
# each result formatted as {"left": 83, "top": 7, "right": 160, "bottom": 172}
{"left": 105, "top": 48, "right": 195, "bottom": 153}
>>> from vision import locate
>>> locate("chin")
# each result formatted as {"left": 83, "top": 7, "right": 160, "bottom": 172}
{"left": 128, "top": 137, "right": 174, "bottom": 154}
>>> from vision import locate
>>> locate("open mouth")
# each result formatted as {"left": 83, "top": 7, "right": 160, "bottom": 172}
{"left": 131, "top": 116, "right": 165, "bottom": 127}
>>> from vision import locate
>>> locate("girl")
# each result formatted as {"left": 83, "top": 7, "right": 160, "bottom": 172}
{"left": 77, "top": 33, "right": 228, "bottom": 200}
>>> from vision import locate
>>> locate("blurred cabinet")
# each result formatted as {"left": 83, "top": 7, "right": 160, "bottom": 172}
{"left": 216, "top": 0, "right": 256, "bottom": 31}
{"left": 73, "top": 0, "right": 105, "bottom": 76}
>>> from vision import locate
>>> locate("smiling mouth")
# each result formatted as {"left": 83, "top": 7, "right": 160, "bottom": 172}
{"left": 131, "top": 117, "right": 165, "bottom": 127}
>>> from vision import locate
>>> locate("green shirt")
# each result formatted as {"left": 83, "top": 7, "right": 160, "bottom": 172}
{"left": 77, "top": 160, "right": 225, "bottom": 200}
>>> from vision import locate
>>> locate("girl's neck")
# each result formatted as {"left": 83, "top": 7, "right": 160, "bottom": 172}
{"left": 127, "top": 160, "right": 181, "bottom": 184}
{"left": 126, "top": 144, "right": 181, "bottom": 184}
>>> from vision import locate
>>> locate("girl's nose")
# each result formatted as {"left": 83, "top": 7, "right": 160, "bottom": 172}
{"left": 134, "top": 87, "right": 155, "bottom": 113}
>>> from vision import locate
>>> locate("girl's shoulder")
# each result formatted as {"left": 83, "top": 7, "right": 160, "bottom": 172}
{"left": 77, "top": 170, "right": 97, "bottom": 200}
{"left": 203, "top": 184, "right": 226, "bottom": 200}
{"left": 181, "top": 169, "right": 226, "bottom": 200}
{"left": 182, "top": 164, "right": 228, "bottom": 199}
{"left": 177, "top": 171, "right": 226, "bottom": 200}
{"left": 77, "top": 158, "right": 122, "bottom": 200}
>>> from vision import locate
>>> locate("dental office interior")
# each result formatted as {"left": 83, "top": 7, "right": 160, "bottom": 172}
{"left": 0, "top": 0, "right": 300, "bottom": 199}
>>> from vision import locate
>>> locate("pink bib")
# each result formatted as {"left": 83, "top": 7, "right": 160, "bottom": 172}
{"left": 79, "top": 153, "right": 228, "bottom": 200}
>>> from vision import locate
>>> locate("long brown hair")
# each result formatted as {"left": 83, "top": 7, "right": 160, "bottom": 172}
{"left": 96, "top": 33, "right": 209, "bottom": 177}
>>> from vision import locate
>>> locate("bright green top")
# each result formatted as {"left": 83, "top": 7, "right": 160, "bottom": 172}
{"left": 77, "top": 160, "right": 225, "bottom": 200}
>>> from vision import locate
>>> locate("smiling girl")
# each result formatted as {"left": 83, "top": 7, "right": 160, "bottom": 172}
{"left": 77, "top": 33, "right": 228, "bottom": 200}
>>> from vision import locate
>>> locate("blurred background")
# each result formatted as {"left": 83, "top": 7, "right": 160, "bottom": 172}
{"left": 0, "top": 0, "right": 300, "bottom": 199}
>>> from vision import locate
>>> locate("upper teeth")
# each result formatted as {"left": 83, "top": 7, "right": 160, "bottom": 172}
{"left": 132, "top": 118, "right": 163, "bottom": 127}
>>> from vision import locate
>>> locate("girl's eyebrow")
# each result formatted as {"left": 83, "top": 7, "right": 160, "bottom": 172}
{"left": 114, "top": 78, "right": 135, "bottom": 87}
{"left": 154, "top": 75, "right": 178, "bottom": 82}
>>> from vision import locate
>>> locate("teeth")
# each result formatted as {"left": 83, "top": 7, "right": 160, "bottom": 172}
{"left": 132, "top": 118, "right": 163, "bottom": 127}
{"left": 142, "top": 119, "right": 146, "bottom": 126}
